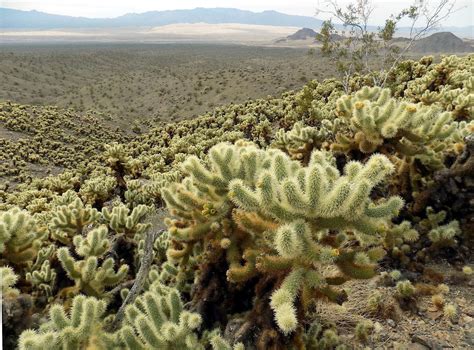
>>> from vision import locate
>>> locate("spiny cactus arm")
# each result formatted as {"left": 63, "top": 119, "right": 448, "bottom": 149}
{"left": 270, "top": 267, "right": 306, "bottom": 334}
{"left": 0, "top": 220, "right": 11, "bottom": 253}
{"left": 254, "top": 254, "right": 293, "bottom": 275}
{"left": 335, "top": 251, "right": 378, "bottom": 279}
{"left": 230, "top": 151, "right": 401, "bottom": 235}
{"left": 58, "top": 249, "right": 126, "bottom": 297}
{"left": 182, "top": 155, "right": 225, "bottom": 189}
{"left": 364, "top": 196, "right": 405, "bottom": 218}
{"left": 334, "top": 87, "right": 459, "bottom": 158}
{"left": 57, "top": 247, "right": 82, "bottom": 280}
{"left": 210, "top": 334, "right": 245, "bottom": 350}
{"left": 274, "top": 220, "right": 309, "bottom": 259}
{"left": 226, "top": 248, "right": 258, "bottom": 282}
{"left": 74, "top": 225, "right": 110, "bottom": 257}
{"left": 428, "top": 219, "right": 461, "bottom": 247}
{"left": 1, "top": 266, "right": 19, "bottom": 296}
{"left": 30, "top": 245, "right": 55, "bottom": 271}
{"left": 168, "top": 220, "right": 214, "bottom": 241}
{"left": 167, "top": 241, "right": 193, "bottom": 261}
{"left": 228, "top": 180, "right": 261, "bottom": 212}
{"left": 232, "top": 209, "right": 278, "bottom": 237}
{"left": 18, "top": 330, "right": 57, "bottom": 350}
{"left": 97, "top": 258, "right": 130, "bottom": 286}
{"left": 230, "top": 177, "right": 299, "bottom": 223}
{"left": 120, "top": 325, "right": 155, "bottom": 349}
{"left": 25, "top": 260, "right": 56, "bottom": 297}
{"left": 102, "top": 204, "right": 151, "bottom": 237}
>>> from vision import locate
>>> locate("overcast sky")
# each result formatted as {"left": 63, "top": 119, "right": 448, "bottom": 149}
{"left": 2, "top": 0, "right": 473, "bottom": 27}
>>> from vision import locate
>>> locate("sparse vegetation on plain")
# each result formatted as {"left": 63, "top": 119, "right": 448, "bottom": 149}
{"left": 0, "top": 44, "right": 341, "bottom": 128}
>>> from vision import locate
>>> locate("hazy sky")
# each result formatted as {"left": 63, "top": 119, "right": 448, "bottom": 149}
{"left": 2, "top": 0, "right": 473, "bottom": 27}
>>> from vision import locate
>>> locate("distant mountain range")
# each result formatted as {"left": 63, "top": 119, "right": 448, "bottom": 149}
{"left": 0, "top": 7, "right": 324, "bottom": 29}
{"left": 1, "top": 7, "right": 472, "bottom": 38}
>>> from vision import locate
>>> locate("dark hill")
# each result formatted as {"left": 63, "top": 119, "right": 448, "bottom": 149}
{"left": 287, "top": 28, "right": 317, "bottom": 40}
{"left": 412, "top": 32, "right": 473, "bottom": 53}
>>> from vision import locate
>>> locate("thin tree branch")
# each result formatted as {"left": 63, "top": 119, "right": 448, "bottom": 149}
{"left": 108, "top": 229, "right": 161, "bottom": 331}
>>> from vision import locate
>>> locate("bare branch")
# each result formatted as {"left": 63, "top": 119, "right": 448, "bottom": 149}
{"left": 108, "top": 229, "right": 161, "bottom": 332}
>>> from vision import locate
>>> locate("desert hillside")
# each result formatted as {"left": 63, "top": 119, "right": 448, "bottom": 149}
{"left": 1, "top": 51, "right": 473, "bottom": 349}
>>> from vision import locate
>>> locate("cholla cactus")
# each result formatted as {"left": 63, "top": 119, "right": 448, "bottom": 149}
{"left": 333, "top": 86, "right": 458, "bottom": 169}
{"left": 123, "top": 179, "right": 153, "bottom": 207}
{"left": 104, "top": 142, "right": 133, "bottom": 168}
{"left": 119, "top": 281, "right": 203, "bottom": 349}
{"left": 382, "top": 221, "right": 419, "bottom": 263}
{"left": 57, "top": 225, "right": 129, "bottom": 296}
{"left": 422, "top": 207, "right": 461, "bottom": 248}
{"left": 443, "top": 303, "right": 457, "bottom": 320}
{"left": 303, "top": 323, "right": 344, "bottom": 350}
{"left": 355, "top": 320, "right": 374, "bottom": 343}
{"left": 396, "top": 280, "right": 415, "bottom": 298}
{"left": 18, "top": 295, "right": 118, "bottom": 350}
{"left": 25, "top": 260, "right": 56, "bottom": 297}
{"left": 0, "top": 207, "right": 46, "bottom": 264}
{"left": 49, "top": 197, "right": 101, "bottom": 244}
{"left": 210, "top": 334, "right": 245, "bottom": 350}
{"left": 273, "top": 122, "right": 334, "bottom": 162}
{"left": 79, "top": 173, "right": 116, "bottom": 206}
{"left": 404, "top": 55, "right": 474, "bottom": 120}
{"left": 229, "top": 147, "right": 402, "bottom": 236}
{"left": 1, "top": 266, "right": 19, "bottom": 297}
{"left": 163, "top": 141, "right": 402, "bottom": 334}
{"left": 102, "top": 204, "right": 151, "bottom": 238}
{"left": 104, "top": 143, "right": 142, "bottom": 176}
{"left": 428, "top": 220, "right": 461, "bottom": 248}
{"left": 42, "top": 172, "right": 80, "bottom": 194}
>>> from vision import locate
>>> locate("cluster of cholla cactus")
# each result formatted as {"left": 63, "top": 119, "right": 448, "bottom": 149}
{"left": 25, "top": 246, "right": 57, "bottom": 297}
{"left": 17, "top": 279, "right": 212, "bottom": 350}
{"left": 119, "top": 281, "right": 204, "bottom": 349}
{"left": 0, "top": 102, "right": 127, "bottom": 182}
{"left": 57, "top": 225, "right": 129, "bottom": 297}
{"left": 18, "top": 295, "right": 118, "bottom": 350}
{"left": 333, "top": 86, "right": 458, "bottom": 165}
{"left": 422, "top": 207, "right": 461, "bottom": 249}
{"left": 273, "top": 121, "right": 336, "bottom": 163}
{"left": 0, "top": 207, "right": 47, "bottom": 265}
{"left": 404, "top": 55, "right": 474, "bottom": 120}
{"left": 49, "top": 197, "right": 101, "bottom": 244}
{"left": 102, "top": 203, "right": 151, "bottom": 238}
{"left": 163, "top": 141, "right": 403, "bottom": 334}
{"left": 381, "top": 221, "right": 419, "bottom": 264}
